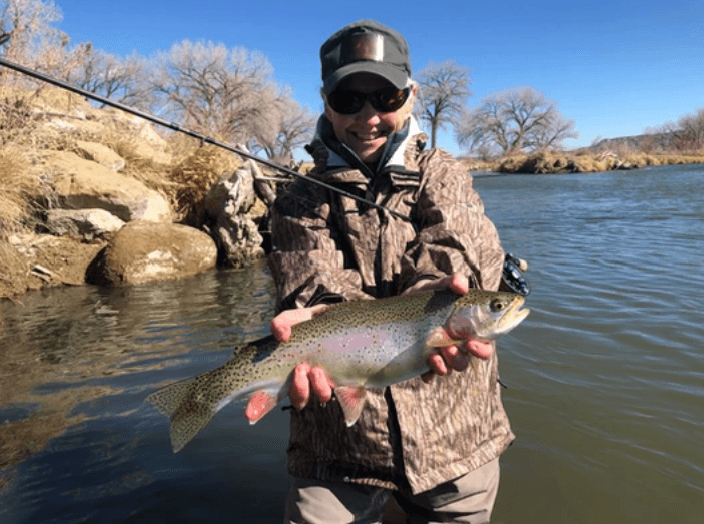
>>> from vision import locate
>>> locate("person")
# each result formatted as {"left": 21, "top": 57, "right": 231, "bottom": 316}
{"left": 252, "top": 19, "right": 515, "bottom": 524}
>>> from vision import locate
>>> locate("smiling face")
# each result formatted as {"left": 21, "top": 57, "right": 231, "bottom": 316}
{"left": 325, "top": 73, "right": 416, "bottom": 165}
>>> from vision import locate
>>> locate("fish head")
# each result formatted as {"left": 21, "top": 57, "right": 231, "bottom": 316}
{"left": 446, "top": 290, "right": 530, "bottom": 341}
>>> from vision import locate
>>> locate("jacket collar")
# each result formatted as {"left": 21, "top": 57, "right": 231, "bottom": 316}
{"left": 306, "top": 115, "right": 426, "bottom": 184}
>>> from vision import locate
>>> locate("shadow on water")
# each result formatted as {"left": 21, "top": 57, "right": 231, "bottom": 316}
{"left": 1, "top": 165, "right": 703, "bottom": 523}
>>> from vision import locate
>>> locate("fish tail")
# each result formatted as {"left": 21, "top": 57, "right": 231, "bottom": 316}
{"left": 146, "top": 336, "right": 284, "bottom": 452}
{"left": 145, "top": 378, "right": 194, "bottom": 418}
{"left": 146, "top": 375, "right": 216, "bottom": 453}
{"left": 170, "top": 396, "right": 215, "bottom": 453}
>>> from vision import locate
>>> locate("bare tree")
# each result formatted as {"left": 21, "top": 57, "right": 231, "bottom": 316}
{"left": 642, "top": 108, "right": 704, "bottom": 152}
{"left": 674, "top": 108, "right": 704, "bottom": 151}
{"left": 152, "top": 40, "right": 284, "bottom": 146}
{"left": 255, "top": 94, "right": 316, "bottom": 160}
{"left": 0, "top": 0, "right": 64, "bottom": 80}
{"left": 67, "top": 45, "right": 155, "bottom": 110}
{"left": 414, "top": 60, "right": 472, "bottom": 149}
{"left": 456, "top": 86, "right": 578, "bottom": 156}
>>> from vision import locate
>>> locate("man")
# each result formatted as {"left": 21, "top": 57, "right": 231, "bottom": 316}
{"left": 255, "top": 20, "right": 514, "bottom": 523}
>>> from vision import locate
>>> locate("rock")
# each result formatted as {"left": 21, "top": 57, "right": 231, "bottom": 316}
{"left": 45, "top": 208, "right": 125, "bottom": 240}
{"left": 41, "top": 150, "right": 172, "bottom": 222}
{"left": 203, "top": 162, "right": 264, "bottom": 267}
{"left": 42, "top": 117, "right": 107, "bottom": 139}
{"left": 87, "top": 221, "right": 217, "bottom": 286}
{"left": 74, "top": 141, "right": 126, "bottom": 171}
{"left": 99, "top": 109, "right": 173, "bottom": 166}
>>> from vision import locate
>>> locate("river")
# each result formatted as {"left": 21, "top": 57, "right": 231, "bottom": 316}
{"left": 1, "top": 164, "right": 702, "bottom": 523}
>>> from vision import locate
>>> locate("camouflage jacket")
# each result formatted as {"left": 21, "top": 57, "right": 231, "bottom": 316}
{"left": 267, "top": 117, "right": 515, "bottom": 494}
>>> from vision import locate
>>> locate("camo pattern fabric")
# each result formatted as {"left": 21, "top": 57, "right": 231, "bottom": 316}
{"left": 268, "top": 129, "right": 515, "bottom": 495}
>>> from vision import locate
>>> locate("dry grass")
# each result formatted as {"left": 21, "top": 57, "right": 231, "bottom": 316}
{"left": 103, "top": 126, "right": 177, "bottom": 195}
{"left": 496, "top": 150, "right": 704, "bottom": 174}
{"left": 0, "top": 145, "right": 43, "bottom": 235}
{"left": 169, "top": 142, "right": 242, "bottom": 223}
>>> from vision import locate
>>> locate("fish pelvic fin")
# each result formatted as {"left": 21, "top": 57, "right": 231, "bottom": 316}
{"left": 245, "top": 389, "right": 280, "bottom": 425}
{"left": 334, "top": 385, "right": 367, "bottom": 427}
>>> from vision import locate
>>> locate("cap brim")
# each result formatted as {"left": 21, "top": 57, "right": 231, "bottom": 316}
{"left": 322, "top": 62, "right": 407, "bottom": 95}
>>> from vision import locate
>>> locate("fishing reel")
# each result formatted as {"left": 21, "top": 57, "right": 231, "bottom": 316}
{"left": 501, "top": 253, "right": 530, "bottom": 296}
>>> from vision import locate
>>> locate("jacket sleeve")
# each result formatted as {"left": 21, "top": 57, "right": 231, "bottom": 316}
{"left": 400, "top": 148, "right": 505, "bottom": 292}
{"left": 268, "top": 182, "right": 373, "bottom": 313}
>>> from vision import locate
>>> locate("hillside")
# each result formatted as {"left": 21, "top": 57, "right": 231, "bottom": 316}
{"left": 574, "top": 132, "right": 677, "bottom": 155}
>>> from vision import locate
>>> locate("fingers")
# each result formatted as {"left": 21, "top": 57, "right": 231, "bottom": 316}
{"left": 270, "top": 305, "right": 328, "bottom": 342}
{"left": 289, "top": 363, "right": 334, "bottom": 410}
{"left": 309, "top": 366, "right": 334, "bottom": 404}
{"left": 424, "top": 339, "right": 494, "bottom": 383}
{"left": 428, "top": 345, "right": 470, "bottom": 376}
{"left": 446, "top": 273, "right": 469, "bottom": 295}
{"left": 402, "top": 273, "right": 469, "bottom": 296}
{"left": 466, "top": 339, "right": 493, "bottom": 359}
{"left": 289, "top": 363, "right": 311, "bottom": 410}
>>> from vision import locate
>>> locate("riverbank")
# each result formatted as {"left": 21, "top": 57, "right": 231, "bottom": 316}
{"left": 0, "top": 87, "right": 261, "bottom": 301}
{"left": 462, "top": 150, "right": 704, "bottom": 174}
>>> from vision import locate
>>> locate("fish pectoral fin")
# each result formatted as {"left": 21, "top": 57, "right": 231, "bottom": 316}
{"left": 425, "top": 326, "right": 461, "bottom": 348}
{"left": 334, "top": 385, "right": 367, "bottom": 427}
{"left": 245, "top": 390, "right": 280, "bottom": 425}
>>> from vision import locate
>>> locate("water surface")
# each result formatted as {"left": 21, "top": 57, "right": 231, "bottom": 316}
{"left": 1, "top": 164, "right": 702, "bottom": 523}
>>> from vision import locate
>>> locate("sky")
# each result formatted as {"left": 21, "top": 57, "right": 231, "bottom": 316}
{"left": 51, "top": 0, "right": 704, "bottom": 157}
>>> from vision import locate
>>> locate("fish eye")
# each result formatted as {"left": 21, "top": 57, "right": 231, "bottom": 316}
{"left": 490, "top": 299, "right": 506, "bottom": 313}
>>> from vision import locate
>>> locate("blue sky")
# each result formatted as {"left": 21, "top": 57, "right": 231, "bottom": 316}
{"left": 54, "top": 0, "right": 703, "bottom": 156}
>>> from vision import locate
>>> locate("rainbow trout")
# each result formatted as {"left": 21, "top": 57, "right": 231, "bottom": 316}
{"left": 146, "top": 289, "right": 529, "bottom": 452}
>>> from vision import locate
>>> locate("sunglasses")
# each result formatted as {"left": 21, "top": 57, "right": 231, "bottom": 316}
{"left": 327, "top": 86, "right": 411, "bottom": 115}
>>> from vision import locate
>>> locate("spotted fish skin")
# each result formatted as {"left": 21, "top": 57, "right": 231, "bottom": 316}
{"left": 146, "top": 289, "right": 529, "bottom": 452}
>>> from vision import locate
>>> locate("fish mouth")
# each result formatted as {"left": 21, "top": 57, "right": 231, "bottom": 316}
{"left": 497, "top": 296, "right": 530, "bottom": 335}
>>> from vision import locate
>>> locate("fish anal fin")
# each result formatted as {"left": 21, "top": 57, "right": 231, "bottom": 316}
{"left": 425, "top": 326, "right": 461, "bottom": 348}
{"left": 245, "top": 390, "right": 279, "bottom": 425}
{"left": 334, "top": 385, "right": 367, "bottom": 427}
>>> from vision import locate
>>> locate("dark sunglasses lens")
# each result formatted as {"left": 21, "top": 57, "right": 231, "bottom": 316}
{"left": 373, "top": 87, "right": 409, "bottom": 112}
{"left": 327, "top": 91, "right": 365, "bottom": 114}
{"left": 328, "top": 87, "right": 410, "bottom": 114}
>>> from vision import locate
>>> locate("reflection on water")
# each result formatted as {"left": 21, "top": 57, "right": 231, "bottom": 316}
{"left": 1, "top": 165, "right": 703, "bottom": 523}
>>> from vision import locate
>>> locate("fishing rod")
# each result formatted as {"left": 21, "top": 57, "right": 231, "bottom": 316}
{"left": 0, "top": 56, "right": 412, "bottom": 222}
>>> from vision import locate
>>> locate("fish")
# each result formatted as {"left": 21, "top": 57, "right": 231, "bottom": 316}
{"left": 146, "top": 289, "right": 529, "bottom": 452}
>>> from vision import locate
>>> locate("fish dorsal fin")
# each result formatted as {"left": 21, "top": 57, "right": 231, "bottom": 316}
{"left": 334, "top": 385, "right": 367, "bottom": 427}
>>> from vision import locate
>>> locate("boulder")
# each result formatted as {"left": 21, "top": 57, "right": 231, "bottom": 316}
{"left": 45, "top": 208, "right": 125, "bottom": 240}
{"left": 41, "top": 150, "right": 172, "bottom": 222}
{"left": 74, "top": 141, "right": 126, "bottom": 171}
{"left": 87, "top": 221, "right": 217, "bottom": 286}
{"left": 98, "top": 109, "right": 173, "bottom": 166}
{"left": 203, "top": 162, "right": 264, "bottom": 267}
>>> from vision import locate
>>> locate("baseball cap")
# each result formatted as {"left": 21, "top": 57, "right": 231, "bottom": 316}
{"left": 320, "top": 20, "right": 411, "bottom": 95}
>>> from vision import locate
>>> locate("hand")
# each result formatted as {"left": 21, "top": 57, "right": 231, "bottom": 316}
{"left": 405, "top": 274, "right": 494, "bottom": 383}
{"left": 254, "top": 305, "right": 334, "bottom": 415}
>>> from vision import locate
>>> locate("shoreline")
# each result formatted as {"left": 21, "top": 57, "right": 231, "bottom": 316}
{"left": 463, "top": 151, "right": 704, "bottom": 175}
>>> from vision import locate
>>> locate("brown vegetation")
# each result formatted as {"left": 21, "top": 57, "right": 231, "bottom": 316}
{"left": 493, "top": 148, "right": 704, "bottom": 174}
{"left": 0, "top": 86, "right": 243, "bottom": 299}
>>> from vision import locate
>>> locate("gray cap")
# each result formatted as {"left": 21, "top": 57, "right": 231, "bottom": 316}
{"left": 320, "top": 20, "right": 411, "bottom": 95}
